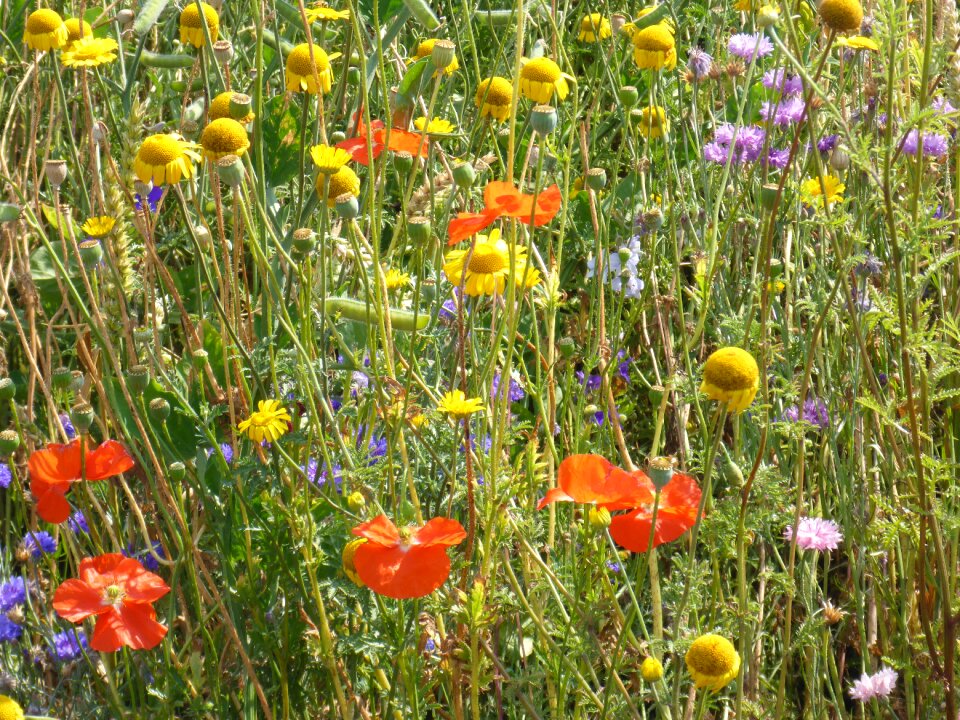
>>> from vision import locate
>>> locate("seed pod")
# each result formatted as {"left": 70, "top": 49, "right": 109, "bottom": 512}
{"left": 0, "top": 378, "right": 15, "bottom": 401}
{"left": 127, "top": 365, "right": 151, "bottom": 395}
{"left": 70, "top": 402, "right": 95, "bottom": 433}
{"left": 324, "top": 297, "right": 429, "bottom": 331}
{"left": 400, "top": 0, "right": 440, "bottom": 31}
{"left": 149, "top": 397, "right": 171, "bottom": 422}
{"left": 45, "top": 160, "right": 68, "bottom": 188}
{"left": 0, "top": 429, "right": 20, "bottom": 455}
{"left": 530, "top": 105, "right": 557, "bottom": 136}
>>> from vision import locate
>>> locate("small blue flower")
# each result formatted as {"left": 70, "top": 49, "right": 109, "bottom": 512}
{"left": 124, "top": 541, "right": 165, "bottom": 572}
{"left": 0, "top": 616, "right": 22, "bottom": 643}
{"left": 492, "top": 370, "right": 525, "bottom": 402}
{"left": 606, "top": 561, "right": 623, "bottom": 574}
{"left": 67, "top": 510, "right": 89, "bottom": 534}
{"left": 0, "top": 462, "right": 11, "bottom": 489}
{"left": 206, "top": 442, "right": 234, "bottom": 464}
{"left": 135, "top": 185, "right": 164, "bottom": 213}
{"left": 51, "top": 629, "right": 89, "bottom": 661}
{"left": 23, "top": 531, "right": 57, "bottom": 558}
{"left": 424, "top": 638, "right": 436, "bottom": 652}
{"left": 0, "top": 577, "right": 26, "bottom": 612}
{"left": 59, "top": 413, "right": 77, "bottom": 440}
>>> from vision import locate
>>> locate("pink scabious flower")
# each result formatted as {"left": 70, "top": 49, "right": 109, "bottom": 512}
{"left": 849, "top": 667, "right": 898, "bottom": 702}
{"left": 784, "top": 517, "right": 843, "bottom": 551}
{"left": 728, "top": 32, "right": 774, "bottom": 61}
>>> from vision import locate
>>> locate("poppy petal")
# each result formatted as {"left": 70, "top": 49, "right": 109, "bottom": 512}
{"left": 353, "top": 543, "right": 452, "bottom": 599}
{"left": 90, "top": 603, "right": 168, "bottom": 652}
{"left": 352, "top": 514, "right": 401, "bottom": 547}
{"left": 535, "top": 487, "right": 576, "bottom": 511}
{"left": 413, "top": 517, "right": 466, "bottom": 547}
{"left": 378, "top": 127, "right": 429, "bottom": 157}
{"left": 556, "top": 454, "right": 653, "bottom": 510}
{"left": 85, "top": 440, "right": 135, "bottom": 481}
{"left": 53, "top": 578, "right": 109, "bottom": 622}
{"left": 336, "top": 136, "right": 382, "bottom": 166}
{"left": 28, "top": 441, "right": 82, "bottom": 484}
{"left": 531, "top": 184, "right": 562, "bottom": 225}
{"left": 112, "top": 557, "right": 171, "bottom": 603}
{"left": 484, "top": 181, "right": 527, "bottom": 213}
{"left": 610, "top": 507, "right": 697, "bottom": 552}
{"left": 35, "top": 484, "right": 73, "bottom": 524}
{"left": 447, "top": 210, "right": 499, "bottom": 245}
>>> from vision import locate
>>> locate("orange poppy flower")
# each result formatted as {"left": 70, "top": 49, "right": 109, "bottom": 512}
{"left": 53, "top": 553, "right": 170, "bottom": 652}
{"left": 447, "top": 181, "right": 562, "bottom": 245}
{"left": 609, "top": 471, "right": 701, "bottom": 552}
{"left": 336, "top": 119, "right": 429, "bottom": 166}
{"left": 537, "top": 454, "right": 654, "bottom": 511}
{"left": 351, "top": 514, "right": 466, "bottom": 599}
{"left": 28, "top": 440, "right": 135, "bottom": 524}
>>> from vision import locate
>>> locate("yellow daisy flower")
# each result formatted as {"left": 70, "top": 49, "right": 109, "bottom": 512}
{"left": 311, "top": 143, "right": 352, "bottom": 174}
{"left": 437, "top": 390, "right": 485, "bottom": 418}
{"left": 24, "top": 9, "right": 68, "bottom": 52}
{"left": 317, "top": 165, "right": 360, "bottom": 205}
{"left": 519, "top": 58, "right": 574, "bottom": 104}
{"left": 801, "top": 174, "right": 844, "bottom": 209}
{"left": 304, "top": 2, "right": 350, "bottom": 22}
{"left": 383, "top": 267, "right": 411, "bottom": 289}
{"left": 64, "top": 17, "right": 93, "bottom": 46}
{"left": 81, "top": 216, "right": 116, "bottom": 238}
{"left": 0, "top": 695, "right": 24, "bottom": 720}
{"left": 637, "top": 105, "right": 669, "bottom": 139}
{"left": 700, "top": 347, "right": 760, "bottom": 413}
{"left": 412, "top": 38, "right": 458, "bottom": 76}
{"left": 200, "top": 118, "right": 250, "bottom": 160}
{"left": 209, "top": 91, "right": 256, "bottom": 123}
{"left": 179, "top": 2, "right": 220, "bottom": 48}
{"left": 286, "top": 43, "right": 337, "bottom": 94}
{"left": 414, "top": 116, "right": 456, "bottom": 134}
{"left": 632, "top": 23, "right": 677, "bottom": 70}
{"left": 836, "top": 35, "right": 878, "bottom": 51}
{"left": 475, "top": 76, "right": 514, "bottom": 122}
{"left": 342, "top": 538, "right": 366, "bottom": 585}
{"left": 237, "top": 399, "right": 292, "bottom": 443}
{"left": 579, "top": 13, "right": 612, "bottom": 42}
{"left": 134, "top": 134, "right": 202, "bottom": 185}
{"left": 61, "top": 36, "right": 119, "bottom": 68}
{"left": 818, "top": 0, "right": 863, "bottom": 33}
{"left": 685, "top": 634, "right": 741, "bottom": 692}
{"left": 443, "top": 228, "right": 540, "bottom": 296}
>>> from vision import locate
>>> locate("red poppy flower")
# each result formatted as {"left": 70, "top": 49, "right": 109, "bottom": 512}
{"left": 537, "top": 454, "right": 654, "bottom": 511}
{"left": 447, "top": 181, "right": 563, "bottom": 245}
{"left": 351, "top": 514, "right": 466, "bottom": 599}
{"left": 29, "top": 440, "right": 135, "bottom": 524}
{"left": 53, "top": 553, "right": 170, "bottom": 652}
{"left": 336, "top": 119, "right": 429, "bottom": 166}
{"left": 609, "top": 472, "right": 702, "bottom": 552}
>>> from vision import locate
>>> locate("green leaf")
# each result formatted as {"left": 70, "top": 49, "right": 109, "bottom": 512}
{"left": 398, "top": 56, "right": 431, "bottom": 99}
{"left": 261, "top": 95, "right": 303, "bottom": 188}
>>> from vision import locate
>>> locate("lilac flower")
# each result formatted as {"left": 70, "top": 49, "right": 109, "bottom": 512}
{"left": 765, "top": 148, "right": 791, "bottom": 169}
{"left": 849, "top": 667, "right": 898, "bottom": 702}
{"left": 784, "top": 517, "right": 843, "bottom": 551}
{"left": 59, "top": 414, "right": 76, "bottom": 440}
{"left": 728, "top": 33, "right": 774, "bottom": 61}
{"left": 687, "top": 47, "right": 713, "bottom": 80}
{"left": 0, "top": 462, "right": 11, "bottom": 489}
{"left": 783, "top": 397, "right": 830, "bottom": 429}
{"left": 606, "top": 561, "right": 623, "bottom": 574}
{"left": 492, "top": 370, "right": 525, "bottom": 402}
{"left": 760, "top": 97, "right": 807, "bottom": 126}
{"left": 576, "top": 371, "right": 603, "bottom": 393}
{"left": 932, "top": 97, "right": 956, "bottom": 117}
{"left": 0, "top": 617, "right": 22, "bottom": 643}
{"left": 23, "top": 531, "right": 57, "bottom": 558}
{"left": 67, "top": 510, "right": 89, "bottom": 534}
{"left": 902, "top": 130, "right": 950, "bottom": 158}
{"left": 762, "top": 68, "right": 803, "bottom": 95}
{"left": 704, "top": 124, "right": 767, "bottom": 164}
{"left": 51, "top": 629, "right": 88, "bottom": 661}
{"left": 206, "top": 442, "right": 234, "bottom": 465}
{"left": 0, "top": 577, "right": 26, "bottom": 612}
{"left": 304, "top": 458, "right": 344, "bottom": 492}
{"left": 135, "top": 185, "right": 164, "bottom": 213}
{"left": 124, "top": 541, "right": 166, "bottom": 572}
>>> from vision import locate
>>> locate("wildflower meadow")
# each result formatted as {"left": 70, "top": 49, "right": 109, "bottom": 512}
{"left": 0, "top": 0, "right": 957, "bottom": 716}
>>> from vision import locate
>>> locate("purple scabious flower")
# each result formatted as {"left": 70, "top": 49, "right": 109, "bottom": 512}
{"left": 902, "top": 130, "right": 950, "bottom": 158}
{"left": 0, "top": 577, "right": 26, "bottom": 612}
{"left": 687, "top": 47, "right": 713, "bottom": 80}
{"left": 51, "top": 629, "right": 88, "bottom": 662}
{"left": 762, "top": 68, "right": 802, "bottom": 95}
{"left": 783, "top": 397, "right": 830, "bottom": 429}
{"left": 849, "top": 667, "right": 898, "bottom": 702}
{"left": 67, "top": 510, "right": 89, "bottom": 534}
{"left": 704, "top": 124, "right": 767, "bottom": 164}
{"left": 760, "top": 97, "right": 807, "bottom": 126}
{"left": 135, "top": 185, "right": 164, "bottom": 213}
{"left": 784, "top": 517, "right": 843, "bottom": 551}
{"left": 304, "top": 458, "right": 344, "bottom": 492}
{"left": 23, "top": 531, "right": 57, "bottom": 558}
{"left": 206, "top": 442, "right": 234, "bottom": 464}
{"left": 815, "top": 134, "right": 839, "bottom": 154}
{"left": 492, "top": 370, "right": 526, "bottom": 402}
{"left": 59, "top": 414, "right": 76, "bottom": 440}
{"left": 576, "top": 371, "right": 603, "bottom": 393}
{"left": 932, "top": 97, "right": 956, "bottom": 117}
{"left": 0, "top": 616, "right": 22, "bottom": 643}
{"left": 0, "top": 462, "right": 11, "bottom": 489}
{"left": 728, "top": 33, "right": 774, "bottom": 61}
{"left": 765, "top": 148, "right": 791, "bottom": 169}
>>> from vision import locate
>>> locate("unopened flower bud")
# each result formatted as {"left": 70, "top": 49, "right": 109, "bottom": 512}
{"left": 430, "top": 39, "right": 456, "bottom": 70}
{"left": 585, "top": 167, "right": 607, "bottom": 191}
{"left": 127, "top": 365, "right": 150, "bottom": 395}
{"left": 149, "top": 397, "right": 171, "bottom": 422}
{"left": 45, "top": 160, "right": 68, "bottom": 188}
{"left": 0, "top": 429, "right": 20, "bottom": 455}
{"left": 191, "top": 349, "right": 209, "bottom": 370}
{"left": 347, "top": 491, "right": 366, "bottom": 512}
{"left": 330, "top": 130, "right": 346, "bottom": 143}
{"left": 0, "top": 378, "right": 15, "bottom": 401}
{"left": 452, "top": 161, "right": 476, "bottom": 188}
{"left": 557, "top": 337, "right": 576, "bottom": 359}
{"left": 347, "top": 66, "right": 361, "bottom": 85}
{"left": 530, "top": 104, "right": 557, "bottom": 136}
{"left": 70, "top": 402, "right": 95, "bottom": 433}
{"left": 335, "top": 192, "right": 360, "bottom": 220}
{"left": 757, "top": 4, "right": 780, "bottom": 27}
{"left": 618, "top": 85, "right": 639, "bottom": 107}
{"left": 213, "top": 39, "right": 234, "bottom": 63}
{"left": 407, "top": 215, "right": 432, "bottom": 243}
{"left": 116, "top": 8, "right": 135, "bottom": 27}
{"left": 588, "top": 505, "right": 612, "bottom": 530}
{"left": 829, "top": 145, "right": 850, "bottom": 172}
{"left": 640, "top": 656, "right": 664, "bottom": 682}
{"left": 760, "top": 183, "right": 780, "bottom": 211}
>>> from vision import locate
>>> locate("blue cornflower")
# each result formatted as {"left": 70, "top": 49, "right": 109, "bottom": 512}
{"left": 51, "top": 629, "right": 89, "bottom": 661}
{"left": 0, "top": 462, "right": 11, "bottom": 489}
{"left": 0, "top": 577, "right": 26, "bottom": 612}
{"left": 67, "top": 510, "right": 89, "bottom": 534}
{"left": 206, "top": 442, "right": 234, "bottom": 464}
{"left": 124, "top": 541, "right": 165, "bottom": 571}
{"left": 59, "top": 413, "right": 77, "bottom": 440}
{"left": 303, "top": 458, "right": 343, "bottom": 492}
{"left": 0, "top": 616, "right": 22, "bottom": 643}
{"left": 23, "top": 531, "right": 57, "bottom": 558}
{"left": 783, "top": 397, "right": 831, "bottom": 430}
{"left": 424, "top": 638, "right": 437, "bottom": 652}
{"left": 135, "top": 185, "right": 164, "bottom": 213}
{"left": 492, "top": 370, "right": 525, "bottom": 402}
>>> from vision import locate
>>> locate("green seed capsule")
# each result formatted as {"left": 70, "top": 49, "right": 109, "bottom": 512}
{"left": 324, "top": 298, "right": 429, "bottom": 331}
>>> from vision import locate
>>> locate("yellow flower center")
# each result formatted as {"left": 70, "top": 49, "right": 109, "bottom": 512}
{"left": 477, "top": 77, "right": 513, "bottom": 106}
{"left": 102, "top": 584, "right": 126, "bottom": 607}
{"left": 138, "top": 134, "right": 186, "bottom": 165}
{"left": 180, "top": 2, "right": 219, "bottom": 29}
{"left": 288, "top": 43, "right": 331, "bottom": 74}
{"left": 818, "top": 0, "right": 863, "bottom": 32}
{"left": 686, "top": 635, "right": 738, "bottom": 676}
{"left": 201, "top": 118, "right": 249, "bottom": 154}
{"left": 209, "top": 91, "right": 234, "bottom": 120}
{"left": 27, "top": 8, "right": 64, "bottom": 33}
{"left": 703, "top": 347, "right": 759, "bottom": 392}
{"left": 467, "top": 244, "right": 508, "bottom": 274}
{"left": 65, "top": 17, "right": 93, "bottom": 42}
{"left": 522, "top": 57, "right": 562, "bottom": 83}
{"left": 633, "top": 23, "right": 674, "bottom": 51}
{"left": 0, "top": 695, "right": 24, "bottom": 720}
{"left": 325, "top": 165, "right": 360, "bottom": 199}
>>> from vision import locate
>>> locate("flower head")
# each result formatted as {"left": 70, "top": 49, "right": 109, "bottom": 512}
{"left": 311, "top": 143, "right": 352, "bottom": 174}
{"left": 437, "top": 390, "right": 485, "bottom": 418}
{"left": 446, "top": 180, "right": 562, "bottom": 244}
{"left": 68, "top": 510, "right": 89, "bottom": 534}
{"left": 849, "top": 667, "right": 897, "bottom": 702}
{"left": 61, "top": 37, "right": 119, "bottom": 68}
{"left": 686, "top": 634, "right": 741, "bottom": 691}
{"left": 633, "top": 23, "right": 677, "bottom": 70}
{"left": 64, "top": 17, "right": 93, "bottom": 45}
{"left": 53, "top": 554, "right": 170, "bottom": 652}
{"left": 318, "top": 165, "right": 360, "bottom": 206}
{"left": 237, "top": 400, "right": 292, "bottom": 443}
{"left": 637, "top": 105, "right": 669, "bottom": 139}
{"left": 641, "top": 657, "right": 665, "bottom": 682}
{"left": 209, "top": 91, "right": 256, "bottom": 123}
{"left": 687, "top": 47, "right": 713, "bottom": 79}
{"left": 785, "top": 517, "right": 843, "bottom": 551}
{"left": 0, "top": 695, "right": 24, "bottom": 720}
{"left": 0, "top": 617, "right": 22, "bottom": 644}
{"left": 819, "top": 0, "right": 863, "bottom": 33}
{"left": 579, "top": 13, "right": 612, "bottom": 42}
{"left": 304, "top": 2, "right": 350, "bottom": 21}
{"left": 25, "top": 9, "right": 68, "bottom": 52}
{"left": 412, "top": 38, "right": 458, "bottom": 76}
{"left": 519, "top": 57, "right": 572, "bottom": 103}
{"left": 81, "top": 216, "right": 115, "bottom": 238}
{"left": 29, "top": 439, "right": 135, "bottom": 524}
{"left": 134, "top": 134, "right": 201, "bottom": 186}
{"left": 609, "top": 471, "right": 701, "bottom": 552}
{"left": 443, "top": 228, "right": 540, "bottom": 296}
{"left": 783, "top": 397, "right": 830, "bottom": 428}
{"left": 200, "top": 118, "right": 250, "bottom": 160}
{"left": 0, "top": 577, "right": 26, "bottom": 612}
{"left": 700, "top": 347, "right": 760, "bottom": 413}
{"left": 703, "top": 124, "right": 766, "bottom": 164}
{"left": 384, "top": 267, "right": 411, "bottom": 289}
{"left": 414, "top": 116, "right": 456, "bottom": 135}
{"left": 902, "top": 130, "right": 950, "bottom": 159}
{"left": 763, "top": 68, "right": 803, "bottom": 94}
{"left": 837, "top": 34, "right": 878, "bottom": 51}
{"left": 286, "top": 43, "right": 336, "bottom": 94}
{"left": 0, "top": 462, "right": 11, "bottom": 490}
{"left": 23, "top": 531, "right": 57, "bottom": 558}
{"left": 51, "top": 629, "right": 89, "bottom": 662}
{"left": 537, "top": 454, "right": 654, "bottom": 511}
{"left": 351, "top": 515, "right": 466, "bottom": 598}
{"left": 727, "top": 32, "right": 774, "bottom": 61}
{"left": 179, "top": 2, "right": 220, "bottom": 47}
{"left": 475, "top": 77, "right": 514, "bottom": 122}
{"left": 801, "top": 174, "right": 845, "bottom": 208}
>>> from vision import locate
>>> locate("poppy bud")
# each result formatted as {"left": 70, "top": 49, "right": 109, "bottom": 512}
{"left": 292, "top": 228, "right": 316, "bottom": 254}
{"left": 588, "top": 505, "right": 611, "bottom": 530}
{"left": 191, "top": 349, "right": 209, "bottom": 370}
{"left": 0, "top": 203, "right": 20, "bottom": 223}
{"left": 347, "top": 66, "right": 361, "bottom": 85}
{"left": 640, "top": 656, "right": 664, "bottom": 682}
{"left": 70, "top": 402, "right": 95, "bottom": 433}
{"left": 229, "top": 93, "right": 252, "bottom": 121}
{"left": 407, "top": 215, "right": 432, "bottom": 243}
{"left": 149, "top": 397, "right": 171, "bottom": 422}
{"left": 127, "top": 365, "right": 150, "bottom": 395}
{"left": 618, "top": 85, "right": 639, "bottom": 107}
{"left": 430, "top": 39, "right": 456, "bottom": 70}
{"left": 335, "top": 192, "right": 360, "bottom": 220}
{"left": 452, "top": 161, "right": 476, "bottom": 188}
{"left": 69, "top": 371, "right": 85, "bottom": 393}
{"left": 0, "top": 429, "right": 20, "bottom": 455}
{"left": 648, "top": 456, "right": 675, "bottom": 490}
{"left": 0, "top": 378, "right": 14, "bottom": 401}
{"left": 78, "top": 239, "right": 103, "bottom": 269}
{"left": 585, "top": 167, "right": 607, "bottom": 191}
{"left": 830, "top": 145, "right": 850, "bottom": 172}
{"left": 347, "top": 491, "right": 366, "bottom": 512}
{"left": 213, "top": 39, "right": 234, "bottom": 63}
{"left": 530, "top": 104, "right": 557, "bottom": 136}
{"left": 756, "top": 4, "right": 780, "bottom": 27}
{"left": 216, "top": 154, "right": 245, "bottom": 188}
{"left": 393, "top": 151, "right": 414, "bottom": 174}
{"left": 45, "top": 159, "right": 68, "bottom": 188}
{"left": 168, "top": 461, "right": 186, "bottom": 481}
{"left": 330, "top": 130, "right": 347, "bottom": 143}
{"left": 557, "top": 337, "right": 576, "bottom": 359}
{"left": 116, "top": 8, "right": 135, "bottom": 27}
